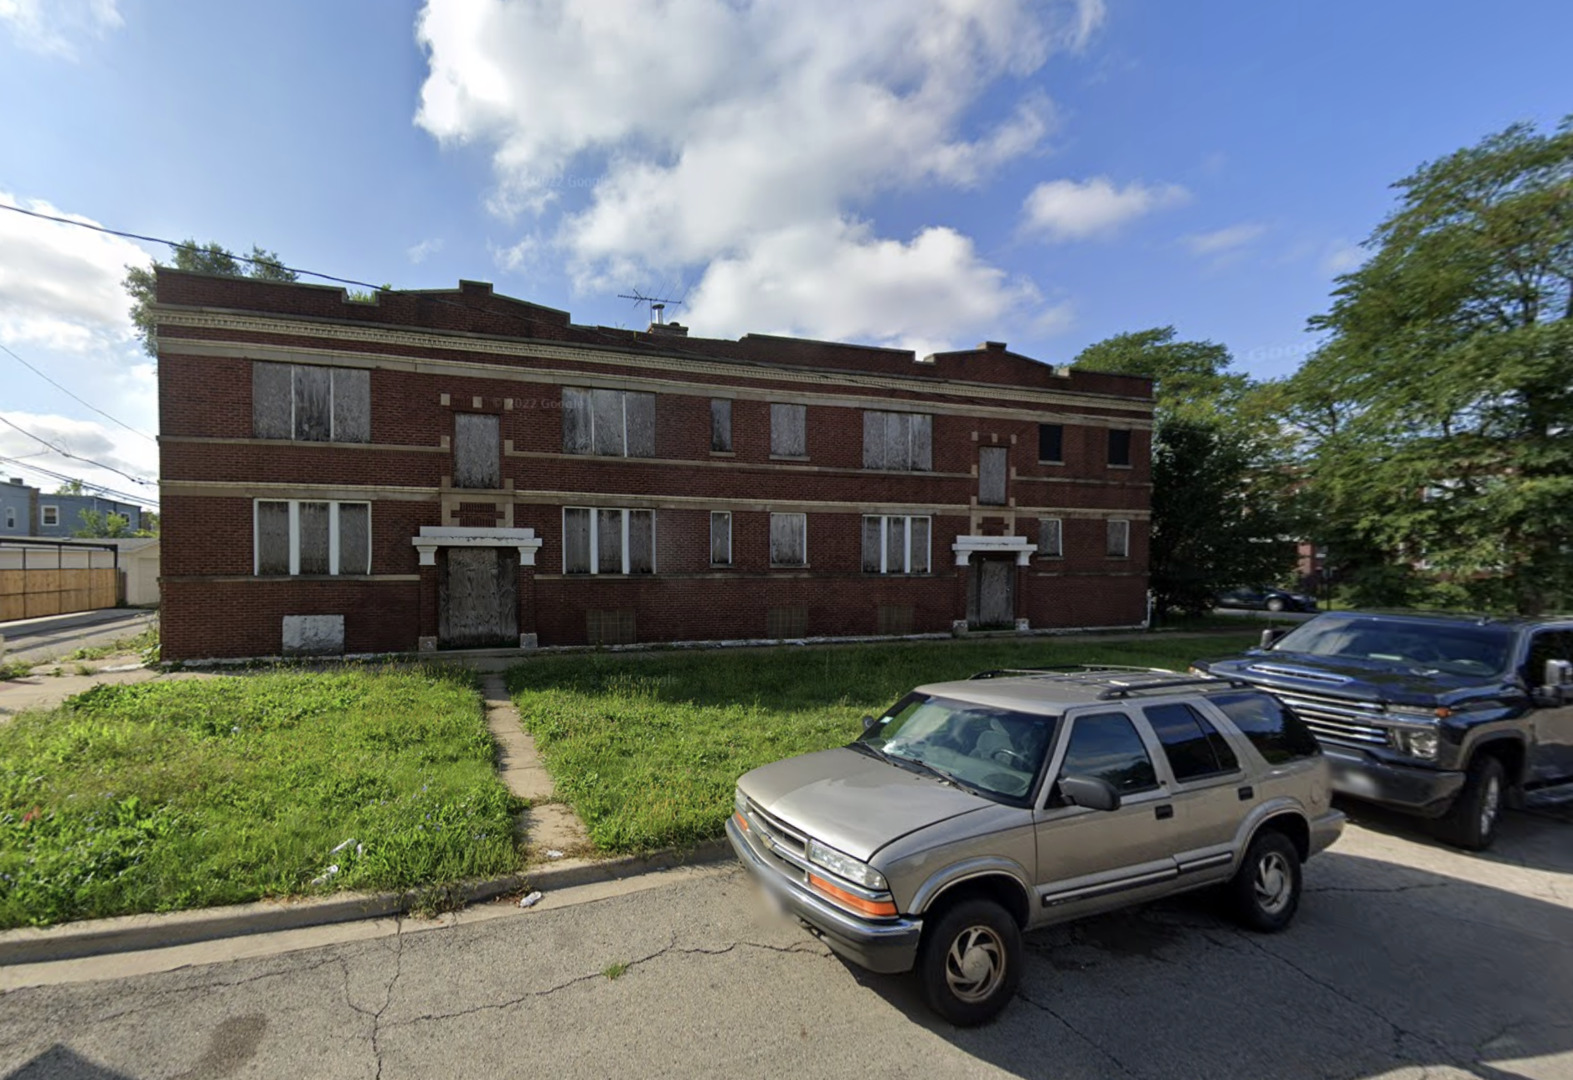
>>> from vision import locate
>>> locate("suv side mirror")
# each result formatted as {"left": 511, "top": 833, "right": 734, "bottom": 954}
{"left": 1058, "top": 775, "right": 1121, "bottom": 813}
{"left": 1541, "top": 659, "right": 1573, "bottom": 705}
{"left": 1260, "top": 629, "right": 1286, "bottom": 649}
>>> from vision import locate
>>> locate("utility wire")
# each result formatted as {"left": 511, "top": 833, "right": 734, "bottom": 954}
{"left": 0, "top": 342, "right": 157, "bottom": 442}
{"left": 0, "top": 455, "right": 158, "bottom": 509}
{"left": 0, "top": 414, "right": 154, "bottom": 486}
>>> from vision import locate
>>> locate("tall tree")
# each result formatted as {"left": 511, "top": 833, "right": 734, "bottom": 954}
{"left": 1074, "top": 327, "right": 1291, "bottom": 618}
{"left": 74, "top": 509, "right": 133, "bottom": 539}
{"left": 124, "top": 241, "right": 297, "bottom": 356}
{"left": 1289, "top": 118, "right": 1573, "bottom": 614}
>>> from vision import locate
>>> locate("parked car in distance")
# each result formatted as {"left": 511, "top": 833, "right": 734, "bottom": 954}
{"left": 727, "top": 667, "right": 1344, "bottom": 1025}
{"left": 1193, "top": 611, "right": 1573, "bottom": 850}
{"left": 1216, "top": 585, "right": 1319, "bottom": 613}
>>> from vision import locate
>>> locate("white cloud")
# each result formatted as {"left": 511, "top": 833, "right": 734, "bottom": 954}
{"left": 416, "top": 0, "right": 1104, "bottom": 349}
{"left": 1021, "top": 177, "right": 1189, "bottom": 242}
{"left": 1184, "top": 222, "right": 1266, "bottom": 257}
{"left": 0, "top": 0, "right": 122, "bottom": 58}
{"left": 1321, "top": 240, "right": 1364, "bottom": 275}
{"left": 406, "top": 238, "right": 444, "bottom": 264}
{"left": 685, "top": 218, "right": 1047, "bottom": 356}
{"left": 0, "top": 410, "right": 158, "bottom": 503}
{"left": 0, "top": 193, "right": 152, "bottom": 352}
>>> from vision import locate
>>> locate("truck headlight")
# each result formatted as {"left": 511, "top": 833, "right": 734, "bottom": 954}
{"left": 807, "top": 839, "right": 887, "bottom": 891}
{"left": 1393, "top": 729, "right": 1440, "bottom": 760}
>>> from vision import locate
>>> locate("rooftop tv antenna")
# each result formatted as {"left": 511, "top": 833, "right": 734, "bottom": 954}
{"left": 618, "top": 289, "right": 684, "bottom": 326}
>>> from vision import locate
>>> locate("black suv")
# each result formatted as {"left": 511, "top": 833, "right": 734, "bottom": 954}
{"left": 1194, "top": 611, "right": 1573, "bottom": 850}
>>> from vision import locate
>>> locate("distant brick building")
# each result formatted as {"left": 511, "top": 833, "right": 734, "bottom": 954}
{"left": 154, "top": 270, "right": 1152, "bottom": 661}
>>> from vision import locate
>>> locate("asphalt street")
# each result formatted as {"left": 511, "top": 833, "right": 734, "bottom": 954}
{"left": 1, "top": 807, "right": 1569, "bottom": 1080}
{"left": 0, "top": 609, "right": 155, "bottom": 666}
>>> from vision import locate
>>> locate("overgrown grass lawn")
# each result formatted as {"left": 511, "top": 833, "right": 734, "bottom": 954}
{"left": 0, "top": 666, "right": 519, "bottom": 929}
{"left": 508, "top": 633, "right": 1258, "bottom": 853}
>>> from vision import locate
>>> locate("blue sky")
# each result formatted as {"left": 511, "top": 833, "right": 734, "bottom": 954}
{"left": 2, "top": 0, "right": 1570, "bottom": 503}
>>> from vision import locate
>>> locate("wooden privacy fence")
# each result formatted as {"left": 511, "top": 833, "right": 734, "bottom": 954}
{"left": 0, "top": 567, "right": 119, "bottom": 620}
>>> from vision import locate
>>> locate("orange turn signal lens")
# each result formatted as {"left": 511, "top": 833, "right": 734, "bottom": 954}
{"left": 808, "top": 873, "right": 898, "bottom": 918}
{"left": 733, "top": 811, "right": 749, "bottom": 831}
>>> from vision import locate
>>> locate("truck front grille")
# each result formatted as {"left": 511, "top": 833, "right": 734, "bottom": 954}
{"left": 740, "top": 800, "right": 810, "bottom": 882}
{"left": 1274, "top": 692, "right": 1393, "bottom": 749}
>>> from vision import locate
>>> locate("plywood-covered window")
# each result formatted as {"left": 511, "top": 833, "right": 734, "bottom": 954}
{"left": 770, "top": 403, "right": 807, "bottom": 458}
{"left": 862, "top": 411, "right": 932, "bottom": 471}
{"left": 561, "top": 387, "right": 656, "bottom": 457}
{"left": 1107, "top": 519, "right": 1131, "bottom": 558}
{"left": 252, "top": 362, "right": 369, "bottom": 443}
{"left": 562, "top": 507, "right": 655, "bottom": 574}
{"left": 453, "top": 413, "right": 501, "bottom": 489}
{"left": 1037, "top": 517, "right": 1063, "bottom": 558}
{"left": 254, "top": 500, "right": 371, "bottom": 576}
{"left": 861, "top": 515, "right": 930, "bottom": 574}
{"left": 710, "top": 511, "right": 732, "bottom": 566}
{"left": 979, "top": 446, "right": 1008, "bottom": 506}
{"left": 710, "top": 399, "right": 732, "bottom": 452}
{"left": 769, "top": 512, "right": 807, "bottom": 566}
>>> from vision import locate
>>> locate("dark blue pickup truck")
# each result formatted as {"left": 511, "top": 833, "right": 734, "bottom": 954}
{"left": 1194, "top": 611, "right": 1573, "bottom": 850}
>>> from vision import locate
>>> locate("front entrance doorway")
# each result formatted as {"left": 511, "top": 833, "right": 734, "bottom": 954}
{"left": 967, "top": 555, "right": 1017, "bottom": 629}
{"left": 439, "top": 547, "right": 518, "bottom": 648}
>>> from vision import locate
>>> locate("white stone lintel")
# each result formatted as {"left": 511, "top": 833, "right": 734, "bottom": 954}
{"left": 952, "top": 534, "right": 1035, "bottom": 567}
{"left": 411, "top": 525, "right": 543, "bottom": 566}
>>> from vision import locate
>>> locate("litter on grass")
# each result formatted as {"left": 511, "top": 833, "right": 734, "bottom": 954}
{"left": 517, "top": 891, "right": 544, "bottom": 909}
{"left": 544, "top": 849, "right": 565, "bottom": 860}
{"left": 329, "top": 838, "right": 357, "bottom": 855}
{"left": 310, "top": 864, "right": 341, "bottom": 886}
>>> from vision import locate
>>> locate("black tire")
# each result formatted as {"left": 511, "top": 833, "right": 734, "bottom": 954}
{"left": 1266, "top": 597, "right": 1286, "bottom": 612}
{"left": 1227, "top": 830, "right": 1302, "bottom": 932}
{"left": 1435, "top": 754, "right": 1506, "bottom": 851}
{"left": 918, "top": 899, "right": 1022, "bottom": 1026}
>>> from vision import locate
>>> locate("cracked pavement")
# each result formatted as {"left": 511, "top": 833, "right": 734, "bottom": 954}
{"left": 1, "top": 808, "right": 1569, "bottom": 1080}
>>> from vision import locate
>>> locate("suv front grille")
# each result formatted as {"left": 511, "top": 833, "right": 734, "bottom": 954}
{"left": 740, "top": 799, "right": 810, "bottom": 882}
{"left": 1273, "top": 691, "right": 1392, "bottom": 749}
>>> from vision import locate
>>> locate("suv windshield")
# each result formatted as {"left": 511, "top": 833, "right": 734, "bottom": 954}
{"left": 858, "top": 693, "right": 1057, "bottom": 803}
{"left": 1269, "top": 615, "right": 1513, "bottom": 677}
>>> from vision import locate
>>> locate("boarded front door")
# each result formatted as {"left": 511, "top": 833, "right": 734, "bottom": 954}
{"left": 439, "top": 548, "right": 518, "bottom": 648}
{"left": 967, "top": 556, "right": 1016, "bottom": 629}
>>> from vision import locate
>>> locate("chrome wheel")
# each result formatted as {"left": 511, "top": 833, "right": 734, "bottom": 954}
{"left": 1479, "top": 774, "right": 1502, "bottom": 838}
{"left": 944, "top": 925, "right": 1006, "bottom": 1004}
{"left": 1254, "top": 851, "right": 1293, "bottom": 915}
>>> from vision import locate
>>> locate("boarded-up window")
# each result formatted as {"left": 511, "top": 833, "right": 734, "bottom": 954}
{"left": 767, "top": 606, "right": 808, "bottom": 638}
{"left": 338, "top": 503, "right": 370, "bottom": 574}
{"left": 1039, "top": 423, "right": 1063, "bottom": 463}
{"left": 710, "top": 399, "right": 732, "bottom": 452}
{"left": 253, "top": 362, "right": 370, "bottom": 442}
{"left": 564, "top": 507, "right": 656, "bottom": 574}
{"left": 1108, "top": 519, "right": 1131, "bottom": 558}
{"left": 562, "top": 387, "right": 655, "bottom": 457}
{"left": 625, "top": 392, "right": 655, "bottom": 457}
{"left": 256, "top": 501, "right": 291, "bottom": 575}
{"left": 627, "top": 510, "right": 654, "bottom": 574}
{"left": 562, "top": 388, "right": 592, "bottom": 454}
{"left": 862, "top": 411, "right": 932, "bottom": 471}
{"left": 770, "top": 512, "right": 807, "bottom": 566}
{"left": 770, "top": 403, "right": 806, "bottom": 458}
{"left": 297, "top": 502, "right": 331, "bottom": 574}
{"left": 563, "top": 507, "right": 592, "bottom": 573}
{"left": 587, "top": 610, "right": 637, "bottom": 645}
{"left": 710, "top": 511, "right": 732, "bottom": 565}
{"left": 979, "top": 447, "right": 1008, "bottom": 506}
{"left": 252, "top": 363, "right": 293, "bottom": 439}
{"left": 1108, "top": 429, "right": 1133, "bottom": 467}
{"left": 863, "top": 515, "right": 931, "bottom": 573}
{"left": 453, "top": 413, "right": 501, "bottom": 489}
{"left": 1038, "top": 518, "right": 1063, "bottom": 557}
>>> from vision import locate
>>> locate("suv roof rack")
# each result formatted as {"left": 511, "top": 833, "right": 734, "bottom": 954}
{"left": 966, "top": 665, "right": 1251, "bottom": 698}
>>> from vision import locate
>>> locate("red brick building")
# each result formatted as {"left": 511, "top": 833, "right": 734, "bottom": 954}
{"left": 155, "top": 270, "right": 1152, "bottom": 661}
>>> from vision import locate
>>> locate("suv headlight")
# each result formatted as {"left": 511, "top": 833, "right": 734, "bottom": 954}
{"left": 807, "top": 839, "right": 887, "bottom": 891}
{"left": 1392, "top": 728, "right": 1440, "bottom": 760}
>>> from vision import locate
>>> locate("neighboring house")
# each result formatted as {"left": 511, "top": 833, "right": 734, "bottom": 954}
{"left": 0, "top": 477, "right": 38, "bottom": 536}
{"left": 154, "top": 269, "right": 1154, "bottom": 661}
{"left": 34, "top": 494, "right": 146, "bottom": 538}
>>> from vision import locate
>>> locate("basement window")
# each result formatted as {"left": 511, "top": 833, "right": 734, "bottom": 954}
{"left": 561, "top": 388, "right": 656, "bottom": 457}
{"left": 252, "top": 362, "right": 370, "bottom": 443}
{"left": 861, "top": 515, "right": 931, "bottom": 574}
{"left": 862, "top": 411, "right": 932, "bottom": 471}
{"left": 563, "top": 507, "right": 655, "bottom": 574}
{"left": 254, "top": 500, "right": 371, "bottom": 576}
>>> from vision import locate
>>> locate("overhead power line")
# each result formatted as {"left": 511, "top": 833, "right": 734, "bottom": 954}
{"left": 0, "top": 342, "right": 157, "bottom": 443}
{"left": 0, "top": 414, "right": 154, "bottom": 487}
{"left": 0, "top": 455, "right": 159, "bottom": 509}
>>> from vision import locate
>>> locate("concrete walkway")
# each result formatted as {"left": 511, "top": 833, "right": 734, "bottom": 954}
{"left": 480, "top": 673, "right": 592, "bottom": 861}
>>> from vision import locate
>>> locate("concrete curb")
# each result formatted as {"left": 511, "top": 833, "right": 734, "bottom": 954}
{"left": 0, "top": 838, "right": 732, "bottom": 967}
